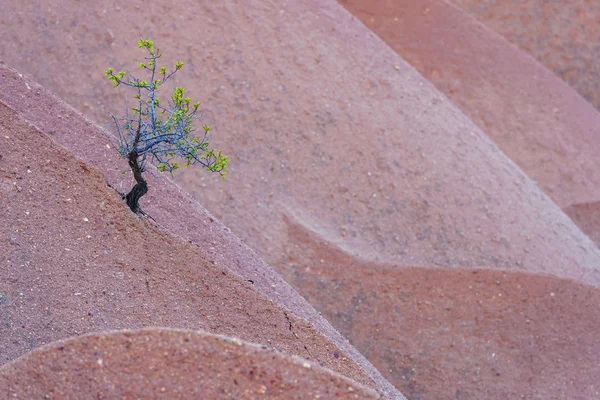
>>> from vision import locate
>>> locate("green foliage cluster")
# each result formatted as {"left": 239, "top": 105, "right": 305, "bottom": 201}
{"left": 105, "top": 38, "right": 228, "bottom": 178}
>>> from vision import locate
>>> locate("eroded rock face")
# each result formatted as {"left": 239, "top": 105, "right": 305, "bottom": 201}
{"left": 282, "top": 220, "right": 600, "bottom": 399}
{"left": 0, "top": 329, "right": 380, "bottom": 399}
{"left": 450, "top": 0, "right": 600, "bottom": 113}
{"left": 2, "top": 1, "right": 599, "bottom": 279}
{"left": 336, "top": 0, "right": 600, "bottom": 215}
{"left": 0, "top": 98, "right": 400, "bottom": 398}
{"left": 1, "top": 0, "right": 600, "bottom": 399}
{"left": 563, "top": 202, "right": 600, "bottom": 248}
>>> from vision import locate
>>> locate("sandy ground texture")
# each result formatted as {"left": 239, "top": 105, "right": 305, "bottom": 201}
{"left": 0, "top": 99, "right": 401, "bottom": 398}
{"left": 1, "top": 0, "right": 599, "bottom": 282}
{"left": 282, "top": 219, "right": 600, "bottom": 399}
{"left": 337, "top": 0, "right": 600, "bottom": 244}
{"left": 563, "top": 202, "right": 600, "bottom": 249}
{"left": 0, "top": 328, "right": 380, "bottom": 399}
{"left": 449, "top": 0, "right": 600, "bottom": 113}
{"left": 1, "top": 0, "right": 600, "bottom": 399}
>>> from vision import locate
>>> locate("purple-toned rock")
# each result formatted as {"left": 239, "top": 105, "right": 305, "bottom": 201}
{"left": 0, "top": 329, "right": 379, "bottom": 399}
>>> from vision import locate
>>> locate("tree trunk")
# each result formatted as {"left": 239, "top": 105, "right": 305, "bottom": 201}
{"left": 125, "top": 151, "right": 148, "bottom": 213}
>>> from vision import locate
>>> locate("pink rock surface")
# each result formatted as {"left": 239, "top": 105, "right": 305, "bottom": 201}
{"left": 337, "top": 0, "right": 600, "bottom": 216}
{"left": 1, "top": 0, "right": 597, "bottom": 280}
{"left": 563, "top": 202, "right": 600, "bottom": 248}
{"left": 283, "top": 218, "right": 600, "bottom": 399}
{"left": 2, "top": 0, "right": 600, "bottom": 398}
{"left": 0, "top": 97, "right": 399, "bottom": 398}
{"left": 450, "top": 0, "right": 600, "bottom": 113}
{"left": 0, "top": 328, "right": 379, "bottom": 399}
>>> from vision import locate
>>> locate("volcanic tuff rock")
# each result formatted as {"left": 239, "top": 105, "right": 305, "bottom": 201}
{"left": 1, "top": 0, "right": 600, "bottom": 398}
{"left": 0, "top": 329, "right": 380, "bottom": 399}
{"left": 450, "top": 0, "right": 600, "bottom": 113}
{"left": 338, "top": 0, "right": 600, "bottom": 243}
{"left": 0, "top": 70, "right": 401, "bottom": 398}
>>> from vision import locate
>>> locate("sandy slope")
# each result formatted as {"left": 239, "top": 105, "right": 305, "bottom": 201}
{"left": 337, "top": 0, "right": 600, "bottom": 219}
{"left": 282, "top": 218, "right": 600, "bottom": 399}
{"left": 0, "top": 329, "right": 379, "bottom": 399}
{"left": 1, "top": 0, "right": 598, "bottom": 280}
{"left": 0, "top": 100, "right": 400, "bottom": 398}
{"left": 2, "top": 0, "right": 600, "bottom": 398}
{"left": 450, "top": 0, "right": 600, "bottom": 113}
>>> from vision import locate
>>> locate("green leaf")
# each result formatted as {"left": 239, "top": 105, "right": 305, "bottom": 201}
{"left": 172, "top": 86, "right": 185, "bottom": 104}
{"left": 138, "top": 38, "right": 154, "bottom": 49}
{"left": 175, "top": 61, "right": 184, "bottom": 69}
{"left": 160, "top": 66, "right": 167, "bottom": 74}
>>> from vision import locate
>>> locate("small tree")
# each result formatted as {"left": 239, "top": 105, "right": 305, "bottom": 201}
{"left": 105, "top": 38, "right": 227, "bottom": 213}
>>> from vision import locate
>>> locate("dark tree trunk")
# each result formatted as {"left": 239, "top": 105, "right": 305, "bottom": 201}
{"left": 125, "top": 151, "right": 147, "bottom": 213}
